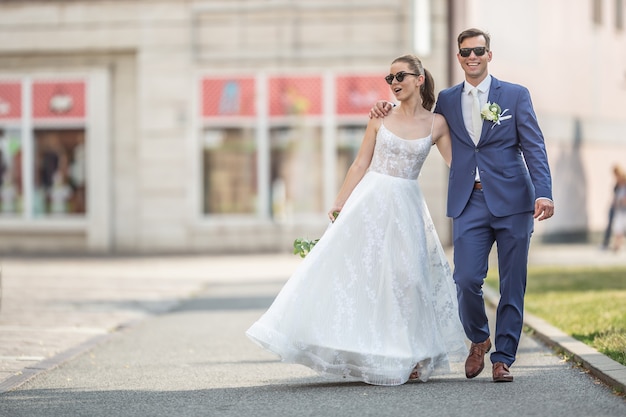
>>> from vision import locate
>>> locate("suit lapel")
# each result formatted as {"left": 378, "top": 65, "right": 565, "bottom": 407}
{"left": 480, "top": 77, "right": 502, "bottom": 144}
{"left": 450, "top": 83, "right": 474, "bottom": 146}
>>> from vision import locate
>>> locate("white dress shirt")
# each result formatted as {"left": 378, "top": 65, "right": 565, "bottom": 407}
{"left": 463, "top": 75, "right": 492, "bottom": 182}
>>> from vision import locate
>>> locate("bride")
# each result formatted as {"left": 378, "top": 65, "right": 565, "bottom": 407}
{"left": 246, "top": 54, "right": 467, "bottom": 386}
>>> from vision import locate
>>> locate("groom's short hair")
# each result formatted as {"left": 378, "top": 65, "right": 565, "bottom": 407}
{"left": 457, "top": 28, "right": 491, "bottom": 50}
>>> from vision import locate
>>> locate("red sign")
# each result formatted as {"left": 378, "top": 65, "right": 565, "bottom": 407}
{"left": 336, "top": 75, "right": 391, "bottom": 116}
{"left": 32, "top": 80, "right": 86, "bottom": 120}
{"left": 269, "top": 76, "right": 322, "bottom": 117}
{"left": 0, "top": 81, "right": 22, "bottom": 120}
{"left": 202, "top": 77, "right": 256, "bottom": 118}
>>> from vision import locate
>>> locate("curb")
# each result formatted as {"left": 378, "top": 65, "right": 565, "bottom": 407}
{"left": 0, "top": 333, "right": 112, "bottom": 394}
{"left": 483, "top": 285, "right": 626, "bottom": 394}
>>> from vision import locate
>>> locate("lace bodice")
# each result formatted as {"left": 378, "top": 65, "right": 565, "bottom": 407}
{"left": 368, "top": 124, "right": 433, "bottom": 180}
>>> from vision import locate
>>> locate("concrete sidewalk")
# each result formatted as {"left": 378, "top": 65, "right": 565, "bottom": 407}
{"left": 0, "top": 254, "right": 302, "bottom": 393}
{"left": 0, "top": 244, "right": 625, "bottom": 395}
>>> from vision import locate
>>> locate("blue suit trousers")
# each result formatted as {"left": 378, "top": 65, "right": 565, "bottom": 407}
{"left": 452, "top": 189, "right": 533, "bottom": 366}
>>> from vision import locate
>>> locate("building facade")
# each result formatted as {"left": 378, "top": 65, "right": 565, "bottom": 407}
{"left": 0, "top": 0, "right": 624, "bottom": 254}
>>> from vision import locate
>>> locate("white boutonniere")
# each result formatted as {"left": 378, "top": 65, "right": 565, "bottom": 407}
{"left": 480, "top": 102, "right": 512, "bottom": 129}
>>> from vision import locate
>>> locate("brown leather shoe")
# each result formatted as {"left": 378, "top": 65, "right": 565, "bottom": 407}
{"left": 465, "top": 338, "right": 492, "bottom": 378}
{"left": 492, "top": 362, "right": 514, "bottom": 382}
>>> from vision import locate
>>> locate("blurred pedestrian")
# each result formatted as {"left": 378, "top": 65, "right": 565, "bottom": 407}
{"left": 600, "top": 165, "right": 623, "bottom": 250}
{"left": 610, "top": 166, "right": 626, "bottom": 252}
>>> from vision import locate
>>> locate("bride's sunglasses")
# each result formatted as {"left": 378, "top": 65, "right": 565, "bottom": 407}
{"left": 459, "top": 47, "right": 487, "bottom": 57}
{"left": 384, "top": 71, "right": 419, "bottom": 85}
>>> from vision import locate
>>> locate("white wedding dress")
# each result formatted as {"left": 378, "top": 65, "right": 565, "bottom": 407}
{"left": 246, "top": 123, "right": 468, "bottom": 386}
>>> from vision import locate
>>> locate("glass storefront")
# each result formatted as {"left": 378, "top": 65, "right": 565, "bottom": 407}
{"left": 202, "top": 127, "right": 257, "bottom": 215}
{"left": 199, "top": 73, "right": 391, "bottom": 222}
{"left": 270, "top": 125, "right": 323, "bottom": 221}
{"left": 0, "top": 78, "right": 87, "bottom": 220}
{"left": 34, "top": 129, "right": 86, "bottom": 216}
{"left": 336, "top": 125, "right": 366, "bottom": 191}
{"left": 0, "top": 128, "right": 22, "bottom": 215}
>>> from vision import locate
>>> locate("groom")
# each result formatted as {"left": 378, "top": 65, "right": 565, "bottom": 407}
{"left": 371, "top": 28, "right": 554, "bottom": 382}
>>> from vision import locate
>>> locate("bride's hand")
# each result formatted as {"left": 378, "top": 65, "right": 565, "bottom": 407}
{"left": 328, "top": 208, "right": 341, "bottom": 222}
{"left": 368, "top": 101, "right": 394, "bottom": 119}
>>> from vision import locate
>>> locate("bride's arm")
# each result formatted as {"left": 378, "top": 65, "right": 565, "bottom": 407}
{"left": 328, "top": 118, "right": 379, "bottom": 221}
{"left": 433, "top": 114, "right": 452, "bottom": 167}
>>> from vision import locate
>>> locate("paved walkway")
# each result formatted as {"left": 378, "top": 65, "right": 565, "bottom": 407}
{"left": 0, "top": 243, "right": 625, "bottom": 396}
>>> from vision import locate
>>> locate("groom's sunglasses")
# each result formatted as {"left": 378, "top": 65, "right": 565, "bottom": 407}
{"left": 459, "top": 47, "right": 488, "bottom": 57}
{"left": 384, "top": 71, "right": 419, "bottom": 85}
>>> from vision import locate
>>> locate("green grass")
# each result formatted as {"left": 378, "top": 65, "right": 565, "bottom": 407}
{"left": 485, "top": 266, "right": 626, "bottom": 366}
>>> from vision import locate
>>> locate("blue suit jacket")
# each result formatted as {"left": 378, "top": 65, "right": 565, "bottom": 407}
{"left": 434, "top": 77, "right": 553, "bottom": 218}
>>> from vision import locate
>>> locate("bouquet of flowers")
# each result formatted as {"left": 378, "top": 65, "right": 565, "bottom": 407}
{"left": 293, "top": 237, "right": 319, "bottom": 258}
{"left": 292, "top": 211, "right": 339, "bottom": 258}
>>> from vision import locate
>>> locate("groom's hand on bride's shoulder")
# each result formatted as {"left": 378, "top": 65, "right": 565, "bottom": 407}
{"left": 369, "top": 101, "right": 394, "bottom": 119}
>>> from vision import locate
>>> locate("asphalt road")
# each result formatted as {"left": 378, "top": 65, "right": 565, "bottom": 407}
{"left": 1, "top": 269, "right": 625, "bottom": 417}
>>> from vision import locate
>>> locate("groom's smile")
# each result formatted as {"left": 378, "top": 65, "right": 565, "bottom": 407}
{"left": 457, "top": 43, "right": 491, "bottom": 84}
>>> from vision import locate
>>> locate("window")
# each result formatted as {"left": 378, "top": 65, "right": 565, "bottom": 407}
{"left": 198, "top": 73, "right": 390, "bottom": 222}
{"left": 0, "top": 128, "right": 22, "bottom": 215}
{"left": 202, "top": 127, "right": 257, "bottom": 215}
{"left": 34, "top": 129, "right": 86, "bottom": 215}
{"left": 270, "top": 126, "right": 323, "bottom": 221}
{"left": 617, "top": 0, "right": 624, "bottom": 30}
{"left": 335, "top": 126, "right": 365, "bottom": 191}
{"left": 0, "top": 78, "right": 87, "bottom": 220}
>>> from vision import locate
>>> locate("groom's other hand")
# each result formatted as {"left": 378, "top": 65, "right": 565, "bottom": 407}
{"left": 369, "top": 101, "right": 393, "bottom": 119}
{"left": 534, "top": 198, "right": 555, "bottom": 221}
